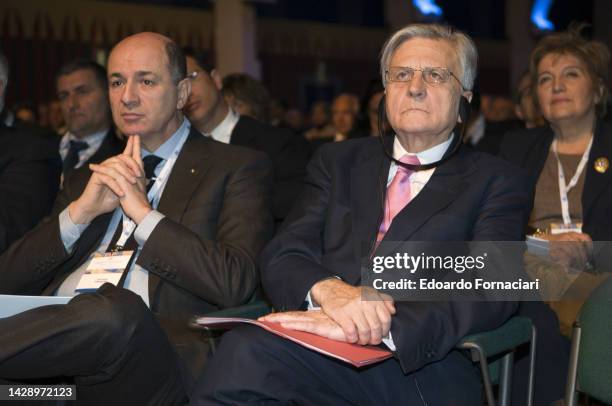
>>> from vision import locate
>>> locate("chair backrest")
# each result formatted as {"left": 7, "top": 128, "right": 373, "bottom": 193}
{"left": 576, "top": 277, "right": 612, "bottom": 404}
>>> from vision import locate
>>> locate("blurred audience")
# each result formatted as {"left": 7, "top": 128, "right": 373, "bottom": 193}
{"left": 55, "top": 59, "right": 123, "bottom": 184}
{"left": 47, "top": 99, "right": 66, "bottom": 136}
{"left": 184, "top": 50, "right": 309, "bottom": 224}
{"left": 13, "top": 101, "right": 38, "bottom": 124}
{"left": 331, "top": 93, "right": 365, "bottom": 141}
{"left": 304, "top": 100, "right": 334, "bottom": 141}
{"left": 222, "top": 73, "right": 271, "bottom": 123}
{"left": 514, "top": 71, "right": 546, "bottom": 129}
{"left": 0, "top": 50, "right": 61, "bottom": 253}
{"left": 283, "top": 107, "right": 305, "bottom": 134}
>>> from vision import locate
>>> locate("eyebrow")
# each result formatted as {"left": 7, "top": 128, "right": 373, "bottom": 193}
{"left": 108, "top": 71, "right": 158, "bottom": 79}
{"left": 538, "top": 65, "right": 584, "bottom": 75}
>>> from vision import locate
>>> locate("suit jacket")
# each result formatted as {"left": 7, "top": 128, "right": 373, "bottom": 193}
{"left": 230, "top": 115, "right": 309, "bottom": 222}
{"left": 0, "top": 128, "right": 274, "bottom": 323}
{"left": 260, "top": 136, "right": 531, "bottom": 401}
{"left": 499, "top": 120, "right": 612, "bottom": 241}
{"left": 0, "top": 120, "right": 61, "bottom": 253}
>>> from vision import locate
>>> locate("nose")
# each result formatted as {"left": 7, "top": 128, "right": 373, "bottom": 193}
{"left": 408, "top": 71, "right": 426, "bottom": 99}
{"left": 121, "top": 80, "right": 139, "bottom": 109}
{"left": 67, "top": 93, "right": 79, "bottom": 112}
{"left": 552, "top": 75, "right": 565, "bottom": 93}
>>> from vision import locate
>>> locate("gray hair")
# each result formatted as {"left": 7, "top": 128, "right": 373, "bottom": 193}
{"left": 0, "top": 52, "right": 8, "bottom": 85}
{"left": 0, "top": 51, "right": 8, "bottom": 103}
{"left": 380, "top": 23, "right": 477, "bottom": 91}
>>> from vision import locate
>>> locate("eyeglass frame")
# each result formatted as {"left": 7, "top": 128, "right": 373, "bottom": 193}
{"left": 385, "top": 66, "right": 466, "bottom": 90}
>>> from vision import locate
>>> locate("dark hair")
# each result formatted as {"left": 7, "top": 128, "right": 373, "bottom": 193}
{"left": 183, "top": 48, "right": 213, "bottom": 72}
{"left": 165, "top": 41, "right": 186, "bottom": 84}
{"left": 222, "top": 73, "right": 271, "bottom": 122}
{"left": 530, "top": 23, "right": 610, "bottom": 117}
{"left": 55, "top": 59, "right": 107, "bottom": 90}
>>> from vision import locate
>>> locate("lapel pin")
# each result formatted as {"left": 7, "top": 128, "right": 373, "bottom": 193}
{"left": 594, "top": 157, "right": 609, "bottom": 174}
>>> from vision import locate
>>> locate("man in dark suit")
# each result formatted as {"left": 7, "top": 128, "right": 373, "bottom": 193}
{"left": 192, "top": 24, "right": 531, "bottom": 405}
{"left": 0, "top": 33, "right": 273, "bottom": 404}
{"left": 182, "top": 51, "right": 309, "bottom": 223}
{"left": 0, "top": 51, "right": 62, "bottom": 253}
{"left": 54, "top": 59, "right": 124, "bottom": 184}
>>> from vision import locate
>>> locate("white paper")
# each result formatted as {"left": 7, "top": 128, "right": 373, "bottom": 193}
{"left": 0, "top": 295, "right": 71, "bottom": 318}
{"left": 526, "top": 235, "right": 549, "bottom": 257}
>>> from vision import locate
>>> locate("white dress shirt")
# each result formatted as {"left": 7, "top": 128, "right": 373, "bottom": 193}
{"left": 59, "top": 129, "right": 109, "bottom": 169}
{"left": 207, "top": 109, "right": 239, "bottom": 144}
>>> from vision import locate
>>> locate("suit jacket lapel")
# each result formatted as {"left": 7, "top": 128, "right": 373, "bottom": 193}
{"left": 148, "top": 129, "right": 213, "bottom": 301}
{"left": 350, "top": 145, "right": 389, "bottom": 260}
{"left": 583, "top": 120, "right": 612, "bottom": 220}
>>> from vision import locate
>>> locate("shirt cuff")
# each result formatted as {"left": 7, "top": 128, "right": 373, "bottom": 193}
{"left": 305, "top": 291, "right": 321, "bottom": 310}
{"left": 134, "top": 210, "right": 165, "bottom": 246}
{"left": 59, "top": 207, "right": 89, "bottom": 252}
{"left": 382, "top": 331, "right": 396, "bottom": 351}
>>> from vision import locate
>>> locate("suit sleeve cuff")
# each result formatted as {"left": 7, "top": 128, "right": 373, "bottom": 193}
{"left": 59, "top": 207, "right": 89, "bottom": 252}
{"left": 134, "top": 210, "right": 165, "bottom": 246}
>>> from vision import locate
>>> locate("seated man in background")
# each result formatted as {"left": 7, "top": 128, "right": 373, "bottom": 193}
{"left": 183, "top": 51, "right": 309, "bottom": 224}
{"left": 0, "top": 50, "right": 61, "bottom": 253}
{"left": 54, "top": 59, "right": 124, "bottom": 184}
{"left": 0, "top": 32, "right": 273, "bottom": 404}
{"left": 192, "top": 23, "right": 531, "bottom": 405}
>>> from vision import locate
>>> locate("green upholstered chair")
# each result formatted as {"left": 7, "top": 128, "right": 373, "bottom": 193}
{"left": 458, "top": 316, "right": 536, "bottom": 406}
{"left": 565, "top": 278, "right": 612, "bottom": 406}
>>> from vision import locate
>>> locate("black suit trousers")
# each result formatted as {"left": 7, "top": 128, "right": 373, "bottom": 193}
{"left": 0, "top": 284, "right": 187, "bottom": 406}
{"left": 190, "top": 325, "right": 482, "bottom": 406}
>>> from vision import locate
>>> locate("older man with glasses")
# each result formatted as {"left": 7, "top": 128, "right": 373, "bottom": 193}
{"left": 191, "top": 23, "right": 532, "bottom": 405}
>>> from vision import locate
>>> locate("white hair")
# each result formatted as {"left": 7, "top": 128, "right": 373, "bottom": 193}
{"left": 380, "top": 23, "right": 477, "bottom": 90}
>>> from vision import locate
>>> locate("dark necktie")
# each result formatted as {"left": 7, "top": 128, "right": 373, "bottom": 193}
{"left": 106, "top": 154, "right": 163, "bottom": 252}
{"left": 63, "top": 140, "right": 88, "bottom": 177}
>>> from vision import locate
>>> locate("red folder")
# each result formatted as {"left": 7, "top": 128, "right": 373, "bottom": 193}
{"left": 192, "top": 316, "right": 393, "bottom": 368}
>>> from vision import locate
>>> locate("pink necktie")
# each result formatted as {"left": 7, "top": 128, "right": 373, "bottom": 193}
{"left": 376, "top": 154, "right": 421, "bottom": 243}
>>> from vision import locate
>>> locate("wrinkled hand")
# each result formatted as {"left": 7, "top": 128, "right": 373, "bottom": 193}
{"left": 259, "top": 310, "right": 347, "bottom": 342}
{"left": 544, "top": 232, "right": 593, "bottom": 271}
{"left": 69, "top": 137, "right": 141, "bottom": 224}
{"left": 310, "top": 278, "right": 395, "bottom": 345}
{"left": 89, "top": 135, "right": 151, "bottom": 224}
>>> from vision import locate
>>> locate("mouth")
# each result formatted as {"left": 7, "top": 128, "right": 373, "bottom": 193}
{"left": 184, "top": 100, "right": 200, "bottom": 112}
{"left": 121, "top": 113, "right": 144, "bottom": 123}
{"left": 551, "top": 98, "right": 571, "bottom": 105}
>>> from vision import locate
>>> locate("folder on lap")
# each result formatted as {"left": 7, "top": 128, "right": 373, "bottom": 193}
{"left": 191, "top": 316, "right": 393, "bottom": 368}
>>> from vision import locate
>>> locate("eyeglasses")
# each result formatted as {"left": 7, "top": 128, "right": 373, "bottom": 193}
{"left": 386, "top": 66, "right": 465, "bottom": 89}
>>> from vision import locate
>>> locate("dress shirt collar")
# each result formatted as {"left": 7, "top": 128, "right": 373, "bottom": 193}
{"left": 392, "top": 134, "right": 453, "bottom": 165}
{"left": 209, "top": 109, "right": 239, "bottom": 144}
{"left": 60, "top": 128, "right": 109, "bottom": 151}
{"left": 141, "top": 118, "right": 191, "bottom": 162}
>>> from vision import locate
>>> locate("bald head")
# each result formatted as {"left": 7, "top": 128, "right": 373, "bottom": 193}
{"left": 107, "top": 32, "right": 191, "bottom": 150}
{"left": 111, "top": 32, "right": 186, "bottom": 84}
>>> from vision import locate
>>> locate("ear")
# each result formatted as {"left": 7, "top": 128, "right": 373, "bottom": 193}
{"left": 176, "top": 78, "right": 192, "bottom": 110}
{"left": 210, "top": 69, "right": 223, "bottom": 91}
{"left": 462, "top": 90, "right": 473, "bottom": 103}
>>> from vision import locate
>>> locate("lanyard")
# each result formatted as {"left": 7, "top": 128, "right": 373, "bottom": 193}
{"left": 114, "top": 125, "right": 190, "bottom": 249}
{"left": 552, "top": 136, "right": 593, "bottom": 225}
